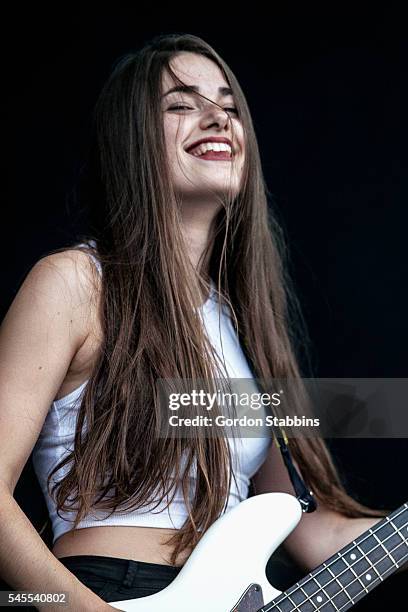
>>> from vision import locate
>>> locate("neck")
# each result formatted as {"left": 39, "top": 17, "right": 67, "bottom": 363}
{"left": 180, "top": 201, "right": 219, "bottom": 272}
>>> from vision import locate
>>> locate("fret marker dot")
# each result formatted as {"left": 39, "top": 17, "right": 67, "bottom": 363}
{"left": 350, "top": 553, "right": 357, "bottom": 560}
{"left": 365, "top": 573, "right": 372, "bottom": 581}
{"left": 316, "top": 596, "right": 323, "bottom": 603}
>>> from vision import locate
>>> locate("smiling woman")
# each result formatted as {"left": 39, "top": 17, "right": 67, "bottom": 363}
{"left": 0, "top": 32, "right": 386, "bottom": 611}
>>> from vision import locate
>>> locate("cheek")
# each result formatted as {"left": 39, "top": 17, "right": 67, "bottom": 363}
{"left": 163, "top": 117, "right": 187, "bottom": 157}
{"left": 236, "top": 125, "right": 246, "bottom": 153}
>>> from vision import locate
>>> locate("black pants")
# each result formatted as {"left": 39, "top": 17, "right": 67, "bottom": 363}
{"left": 59, "top": 554, "right": 182, "bottom": 603}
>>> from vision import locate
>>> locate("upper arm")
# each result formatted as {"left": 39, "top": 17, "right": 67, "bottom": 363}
{"left": 0, "top": 250, "right": 96, "bottom": 494}
{"left": 252, "top": 438, "right": 298, "bottom": 497}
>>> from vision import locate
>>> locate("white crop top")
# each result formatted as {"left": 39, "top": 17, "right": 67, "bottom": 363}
{"left": 32, "top": 242, "right": 272, "bottom": 544}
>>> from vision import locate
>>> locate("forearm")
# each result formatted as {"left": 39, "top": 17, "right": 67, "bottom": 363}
{"left": 284, "top": 512, "right": 382, "bottom": 572}
{"left": 0, "top": 484, "right": 111, "bottom": 611}
{"left": 326, "top": 515, "right": 408, "bottom": 575}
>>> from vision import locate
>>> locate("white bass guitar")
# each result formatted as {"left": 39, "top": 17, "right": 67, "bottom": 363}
{"left": 108, "top": 492, "right": 408, "bottom": 611}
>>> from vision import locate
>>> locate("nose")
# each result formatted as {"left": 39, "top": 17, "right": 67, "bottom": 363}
{"left": 200, "top": 103, "right": 231, "bottom": 131}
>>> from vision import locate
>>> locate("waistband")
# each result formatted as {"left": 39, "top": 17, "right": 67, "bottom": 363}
{"left": 58, "top": 554, "right": 182, "bottom": 587}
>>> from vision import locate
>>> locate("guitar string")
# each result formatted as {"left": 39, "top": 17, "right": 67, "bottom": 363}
{"left": 264, "top": 522, "right": 408, "bottom": 612}
{"left": 315, "top": 547, "right": 408, "bottom": 612}
{"left": 265, "top": 531, "right": 408, "bottom": 612}
{"left": 285, "top": 504, "right": 408, "bottom": 604}
{"left": 266, "top": 547, "right": 408, "bottom": 612}
{"left": 263, "top": 505, "right": 408, "bottom": 611}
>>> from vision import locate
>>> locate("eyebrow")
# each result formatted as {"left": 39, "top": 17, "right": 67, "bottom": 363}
{"left": 162, "top": 85, "right": 234, "bottom": 99}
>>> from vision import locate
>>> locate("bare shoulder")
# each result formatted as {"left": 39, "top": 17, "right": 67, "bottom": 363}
{"left": 31, "top": 247, "right": 101, "bottom": 332}
{"left": 8, "top": 248, "right": 100, "bottom": 356}
{"left": 31, "top": 247, "right": 100, "bottom": 299}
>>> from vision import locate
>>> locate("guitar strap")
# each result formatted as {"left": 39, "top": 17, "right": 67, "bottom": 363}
{"left": 236, "top": 327, "right": 317, "bottom": 513}
{"left": 273, "top": 429, "right": 317, "bottom": 513}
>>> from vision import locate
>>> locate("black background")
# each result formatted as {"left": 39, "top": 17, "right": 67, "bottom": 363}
{"left": 1, "top": 6, "right": 407, "bottom": 610}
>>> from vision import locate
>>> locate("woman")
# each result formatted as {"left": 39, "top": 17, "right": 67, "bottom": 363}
{"left": 0, "top": 33, "right": 387, "bottom": 610}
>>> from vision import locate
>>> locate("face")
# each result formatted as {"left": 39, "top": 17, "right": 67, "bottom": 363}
{"left": 161, "top": 52, "right": 245, "bottom": 205}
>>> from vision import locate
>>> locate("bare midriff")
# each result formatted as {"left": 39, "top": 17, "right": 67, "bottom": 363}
{"left": 52, "top": 525, "right": 188, "bottom": 567}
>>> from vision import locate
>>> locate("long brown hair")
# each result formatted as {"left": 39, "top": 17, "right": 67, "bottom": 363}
{"left": 43, "top": 33, "right": 384, "bottom": 566}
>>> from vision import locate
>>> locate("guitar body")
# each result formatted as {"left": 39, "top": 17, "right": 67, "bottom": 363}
{"left": 109, "top": 492, "right": 302, "bottom": 611}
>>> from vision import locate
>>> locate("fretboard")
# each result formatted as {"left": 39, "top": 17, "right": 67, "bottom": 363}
{"left": 261, "top": 502, "right": 408, "bottom": 612}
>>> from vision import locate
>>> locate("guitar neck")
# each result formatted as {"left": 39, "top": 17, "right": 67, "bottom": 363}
{"left": 261, "top": 502, "right": 408, "bottom": 611}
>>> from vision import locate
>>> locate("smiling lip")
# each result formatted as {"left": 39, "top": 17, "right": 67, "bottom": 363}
{"left": 187, "top": 150, "right": 232, "bottom": 161}
{"left": 185, "top": 136, "right": 234, "bottom": 153}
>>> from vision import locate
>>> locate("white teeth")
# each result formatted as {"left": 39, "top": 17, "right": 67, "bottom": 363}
{"left": 188, "top": 142, "right": 232, "bottom": 156}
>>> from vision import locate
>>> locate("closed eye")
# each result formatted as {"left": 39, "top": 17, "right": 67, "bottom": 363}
{"left": 168, "top": 105, "right": 239, "bottom": 115}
